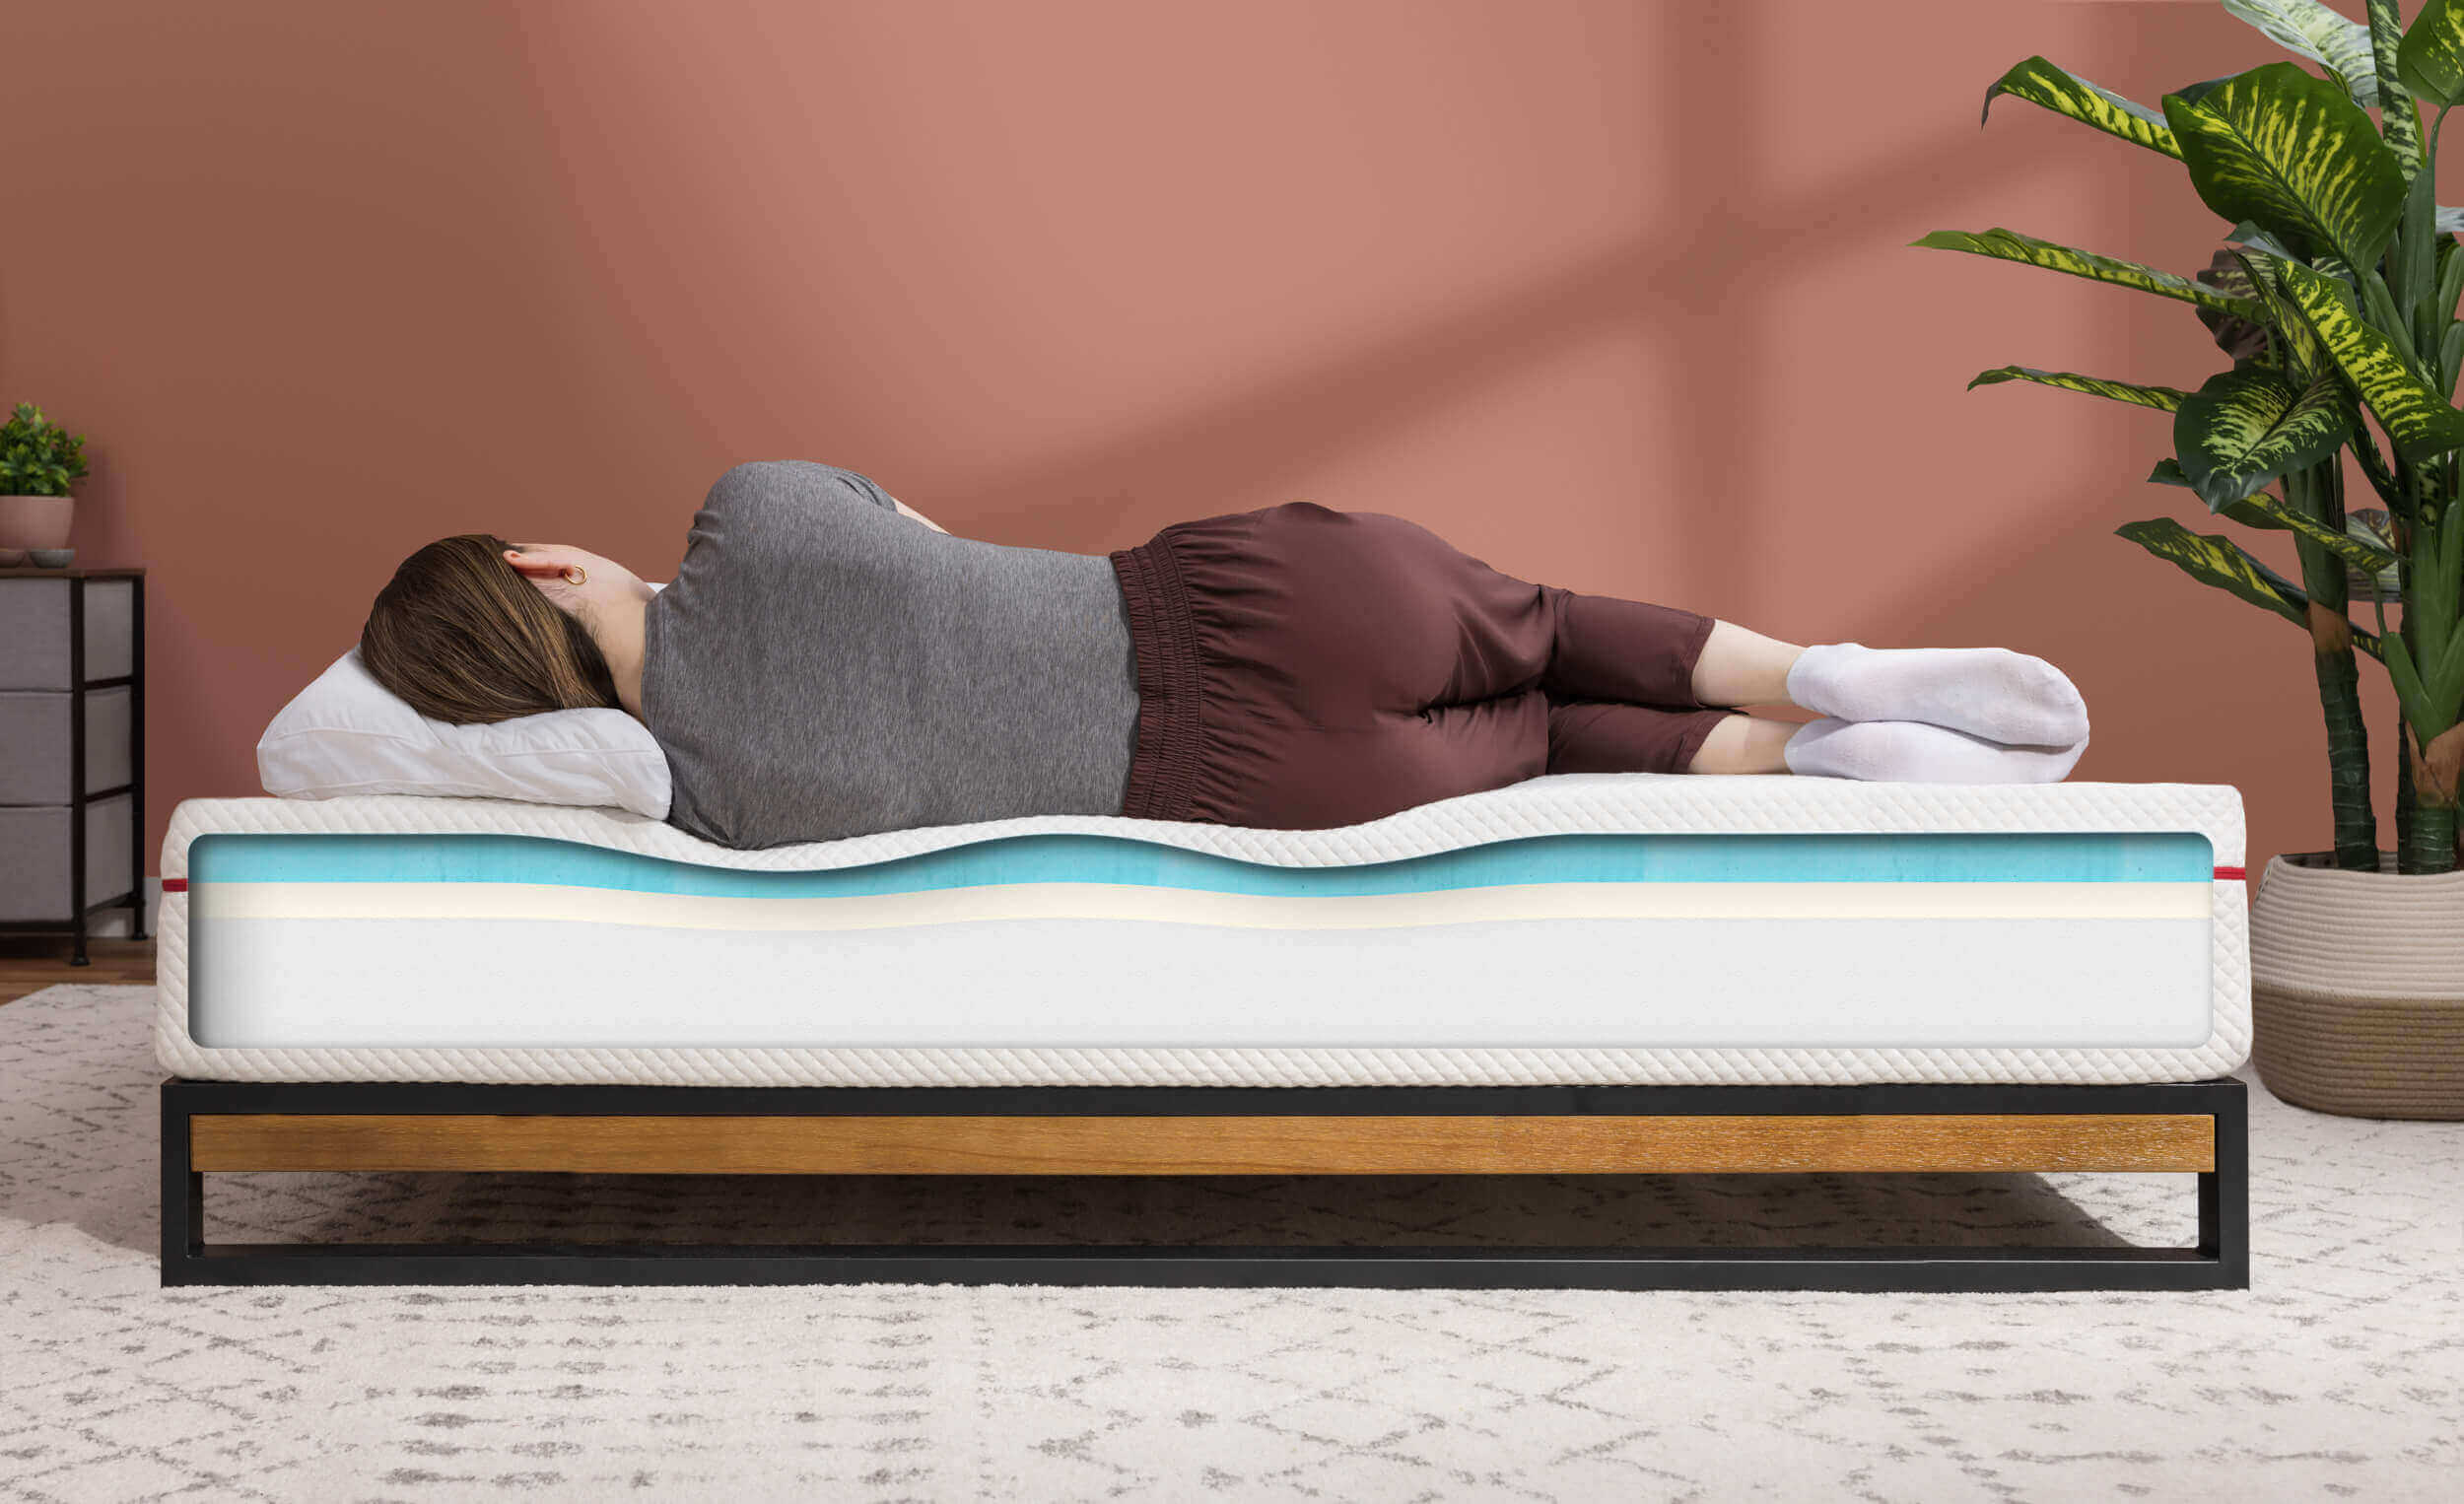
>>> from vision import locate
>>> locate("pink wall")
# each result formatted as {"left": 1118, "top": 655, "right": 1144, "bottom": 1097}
{"left": 0, "top": 0, "right": 2435, "bottom": 868}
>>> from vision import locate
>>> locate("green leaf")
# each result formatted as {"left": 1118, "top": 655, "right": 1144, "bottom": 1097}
{"left": 1966, "top": 366, "right": 2188, "bottom": 410}
{"left": 2152, "top": 455, "right": 2300, "bottom": 531}
{"left": 2426, "top": 621, "right": 2464, "bottom": 729}
{"left": 2114, "top": 516, "right": 2310, "bottom": 626}
{"left": 2172, "top": 76, "right": 2237, "bottom": 108}
{"left": 2437, "top": 230, "right": 2464, "bottom": 321}
{"left": 2238, "top": 492, "right": 2405, "bottom": 573}
{"left": 2366, "top": 0, "right": 2429, "bottom": 178}
{"left": 2358, "top": 264, "right": 2423, "bottom": 366}
{"left": 2273, "top": 254, "right": 2464, "bottom": 458}
{"left": 1910, "top": 228, "right": 2270, "bottom": 318}
{"left": 2349, "top": 508, "right": 2405, "bottom": 598}
{"left": 2397, "top": 132, "right": 2443, "bottom": 350}
{"left": 2400, "top": 0, "right": 2464, "bottom": 106}
{"left": 2224, "top": 219, "right": 2309, "bottom": 263}
{"left": 0, "top": 403, "right": 89, "bottom": 494}
{"left": 2384, "top": 629, "right": 2439, "bottom": 734}
{"left": 2225, "top": 247, "right": 2326, "bottom": 374}
{"left": 2197, "top": 249, "right": 2281, "bottom": 364}
{"left": 2223, "top": 0, "right": 2383, "bottom": 105}
{"left": 1981, "top": 56, "right": 2182, "bottom": 158}
{"left": 2162, "top": 62, "right": 2407, "bottom": 271}
{"left": 2173, "top": 365, "right": 2356, "bottom": 508}
{"left": 2312, "top": 251, "right": 2362, "bottom": 284}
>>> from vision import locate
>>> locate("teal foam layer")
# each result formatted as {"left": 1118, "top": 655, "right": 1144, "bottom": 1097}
{"left": 189, "top": 830, "right": 2218, "bottom": 898}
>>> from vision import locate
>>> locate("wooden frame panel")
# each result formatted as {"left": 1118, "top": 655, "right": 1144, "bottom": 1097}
{"left": 190, "top": 1111, "right": 2217, "bottom": 1176}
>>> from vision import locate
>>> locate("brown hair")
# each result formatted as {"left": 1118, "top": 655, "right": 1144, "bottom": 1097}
{"left": 360, "top": 533, "right": 620, "bottom": 723}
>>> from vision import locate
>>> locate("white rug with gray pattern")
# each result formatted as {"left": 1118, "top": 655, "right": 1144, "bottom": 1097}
{"left": 3, "top": 984, "right": 2458, "bottom": 1502}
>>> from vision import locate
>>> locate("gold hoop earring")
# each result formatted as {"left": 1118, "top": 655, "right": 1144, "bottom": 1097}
{"left": 561, "top": 566, "right": 587, "bottom": 586}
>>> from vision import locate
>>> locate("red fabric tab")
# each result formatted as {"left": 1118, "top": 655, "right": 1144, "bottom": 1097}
{"left": 2213, "top": 866, "right": 2245, "bottom": 882}
{"left": 161, "top": 877, "right": 188, "bottom": 893}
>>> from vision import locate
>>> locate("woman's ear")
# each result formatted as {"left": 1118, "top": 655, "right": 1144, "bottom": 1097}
{"left": 503, "top": 548, "right": 567, "bottom": 582}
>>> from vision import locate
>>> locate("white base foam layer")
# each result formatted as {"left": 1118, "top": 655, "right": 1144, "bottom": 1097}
{"left": 189, "top": 913, "right": 2215, "bottom": 1052}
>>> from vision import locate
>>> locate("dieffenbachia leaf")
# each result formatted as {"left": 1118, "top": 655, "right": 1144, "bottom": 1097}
{"left": 2311, "top": 251, "right": 2361, "bottom": 283}
{"left": 2348, "top": 509, "right": 2406, "bottom": 600}
{"left": 2384, "top": 633, "right": 2437, "bottom": 734}
{"left": 2115, "top": 516, "right": 2311, "bottom": 626}
{"left": 2272, "top": 254, "right": 2464, "bottom": 459}
{"left": 2225, "top": 247, "right": 2326, "bottom": 376}
{"left": 2224, "top": 0, "right": 2383, "bottom": 105}
{"left": 2365, "top": 0, "right": 2429, "bottom": 178}
{"left": 2162, "top": 62, "right": 2407, "bottom": 271}
{"left": 2400, "top": 0, "right": 2464, "bottom": 107}
{"left": 2172, "top": 365, "right": 2356, "bottom": 508}
{"left": 2198, "top": 247, "right": 2280, "bottom": 364}
{"left": 1981, "top": 56, "right": 2182, "bottom": 158}
{"left": 2238, "top": 493, "right": 2405, "bottom": 574}
{"left": 2172, "top": 75, "right": 2236, "bottom": 108}
{"left": 2224, "top": 220, "right": 2309, "bottom": 263}
{"left": 1910, "top": 228, "right": 2270, "bottom": 318}
{"left": 1967, "top": 366, "right": 2188, "bottom": 410}
{"left": 2150, "top": 455, "right": 2296, "bottom": 533}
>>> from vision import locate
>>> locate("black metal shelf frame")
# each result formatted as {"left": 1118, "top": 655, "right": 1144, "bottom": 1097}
{"left": 0, "top": 574, "right": 146, "bottom": 964}
{"left": 162, "top": 1076, "right": 2250, "bottom": 1292}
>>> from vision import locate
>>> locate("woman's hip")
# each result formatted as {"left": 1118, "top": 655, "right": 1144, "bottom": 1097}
{"left": 1109, "top": 503, "right": 1555, "bottom": 825}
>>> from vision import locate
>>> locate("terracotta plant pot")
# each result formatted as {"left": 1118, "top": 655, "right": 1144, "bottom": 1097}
{"left": 2250, "top": 853, "right": 2464, "bottom": 1120}
{"left": 0, "top": 493, "right": 74, "bottom": 565}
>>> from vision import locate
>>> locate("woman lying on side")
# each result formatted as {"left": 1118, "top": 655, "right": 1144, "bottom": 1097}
{"left": 361, "top": 462, "right": 2088, "bottom": 850}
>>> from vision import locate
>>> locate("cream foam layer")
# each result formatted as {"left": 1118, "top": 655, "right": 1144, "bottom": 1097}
{"left": 194, "top": 879, "right": 2214, "bottom": 931}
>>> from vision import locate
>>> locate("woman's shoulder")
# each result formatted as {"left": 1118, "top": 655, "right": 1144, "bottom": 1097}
{"left": 703, "top": 460, "right": 901, "bottom": 520}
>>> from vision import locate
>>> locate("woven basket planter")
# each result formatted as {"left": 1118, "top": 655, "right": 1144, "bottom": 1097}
{"left": 2250, "top": 854, "right": 2464, "bottom": 1121}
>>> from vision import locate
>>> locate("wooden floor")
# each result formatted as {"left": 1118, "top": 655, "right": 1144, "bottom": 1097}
{"left": 0, "top": 937, "right": 155, "bottom": 1004}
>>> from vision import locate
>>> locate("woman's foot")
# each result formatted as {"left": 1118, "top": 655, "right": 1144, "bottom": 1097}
{"left": 1781, "top": 717, "right": 2088, "bottom": 784}
{"left": 1783, "top": 643, "right": 2088, "bottom": 747}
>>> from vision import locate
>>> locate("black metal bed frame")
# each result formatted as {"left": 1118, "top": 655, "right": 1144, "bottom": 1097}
{"left": 162, "top": 1076, "right": 2249, "bottom": 1292}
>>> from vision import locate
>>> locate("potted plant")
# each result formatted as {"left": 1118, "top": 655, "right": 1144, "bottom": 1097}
{"left": 0, "top": 402, "right": 90, "bottom": 567}
{"left": 1922, "top": 0, "right": 2464, "bottom": 1118}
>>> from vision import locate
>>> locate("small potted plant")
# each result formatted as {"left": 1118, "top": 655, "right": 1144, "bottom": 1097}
{"left": 1921, "top": 0, "right": 2464, "bottom": 1119}
{"left": 0, "top": 402, "right": 92, "bottom": 567}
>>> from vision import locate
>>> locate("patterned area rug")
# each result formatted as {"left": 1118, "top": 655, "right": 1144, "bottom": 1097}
{"left": 4, "top": 985, "right": 2458, "bottom": 1502}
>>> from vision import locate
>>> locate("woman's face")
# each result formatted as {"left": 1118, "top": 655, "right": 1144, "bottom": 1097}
{"left": 501, "top": 543, "right": 653, "bottom": 622}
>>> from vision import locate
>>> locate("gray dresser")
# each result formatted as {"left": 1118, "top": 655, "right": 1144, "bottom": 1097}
{"left": 1, "top": 567, "right": 145, "bottom": 964}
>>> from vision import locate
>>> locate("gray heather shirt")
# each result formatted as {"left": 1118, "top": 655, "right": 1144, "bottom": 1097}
{"left": 642, "top": 461, "right": 1138, "bottom": 848}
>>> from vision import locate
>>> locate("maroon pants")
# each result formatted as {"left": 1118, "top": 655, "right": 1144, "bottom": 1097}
{"left": 1110, "top": 503, "right": 1730, "bottom": 829}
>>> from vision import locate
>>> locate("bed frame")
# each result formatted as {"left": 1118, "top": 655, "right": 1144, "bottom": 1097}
{"left": 161, "top": 1076, "right": 2247, "bottom": 1291}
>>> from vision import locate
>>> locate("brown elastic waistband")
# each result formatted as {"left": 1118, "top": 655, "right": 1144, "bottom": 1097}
{"left": 1109, "top": 537, "right": 1204, "bottom": 823}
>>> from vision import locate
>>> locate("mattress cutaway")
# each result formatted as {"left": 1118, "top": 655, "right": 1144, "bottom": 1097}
{"left": 155, "top": 774, "right": 2250, "bottom": 1086}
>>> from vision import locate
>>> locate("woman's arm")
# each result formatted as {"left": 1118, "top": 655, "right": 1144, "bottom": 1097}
{"left": 891, "top": 498, "right": 949, "bottom": 534}
{"left": 729, "top": 460, "right": 950, "bottom": 533}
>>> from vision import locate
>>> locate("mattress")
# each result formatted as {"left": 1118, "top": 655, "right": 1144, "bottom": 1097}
{"left": 155, "top": 773, "right": 2250, "bottom": 1087}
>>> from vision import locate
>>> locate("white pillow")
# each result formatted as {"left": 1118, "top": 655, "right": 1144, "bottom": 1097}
{"left": 256, "top": 648, "right": 672, "bottom": 820}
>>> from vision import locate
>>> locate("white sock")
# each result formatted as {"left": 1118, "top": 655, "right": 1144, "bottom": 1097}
{"left": 1782, "top": 717, "right": 2088, "bottom": 784}
{"left": 1784, "top": 643, "right": 2088, "bottom": 747}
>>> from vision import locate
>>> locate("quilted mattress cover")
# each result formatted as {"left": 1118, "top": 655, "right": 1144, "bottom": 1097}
{"left": 156, "top": 774, "right": 2251, "bottom": 1087}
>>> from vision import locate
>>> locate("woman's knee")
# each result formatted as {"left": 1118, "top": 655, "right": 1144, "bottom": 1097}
{"left": 1548, "top": 701, "right": 1736, "bottom": 776}
{"left": 1682, "top": 714, "right": 1793, "bottom": 775}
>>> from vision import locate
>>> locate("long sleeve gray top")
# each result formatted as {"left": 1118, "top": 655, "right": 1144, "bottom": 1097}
{"left": 641, "top": 461, "right": 1139, "bottom": 848}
